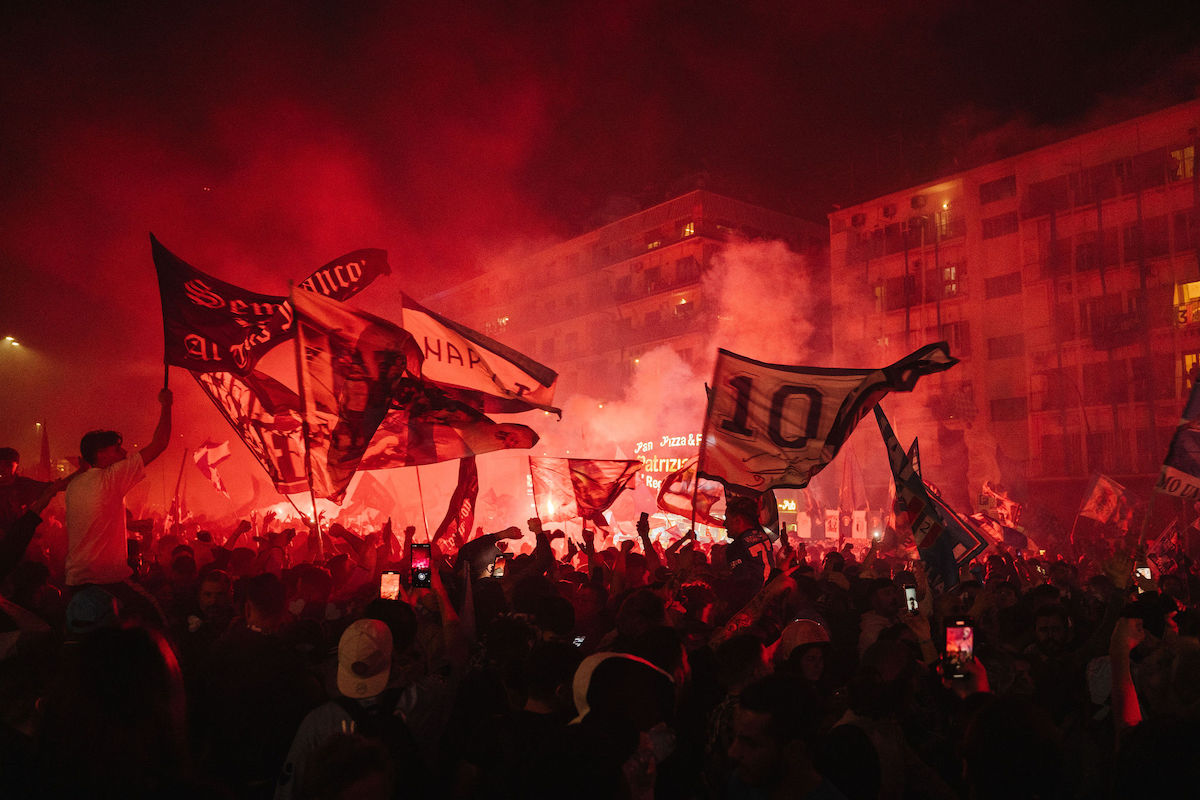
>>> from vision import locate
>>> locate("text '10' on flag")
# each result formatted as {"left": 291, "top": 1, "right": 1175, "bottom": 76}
{"left": 699, "top": 342, "right": 957, "bottom": 494}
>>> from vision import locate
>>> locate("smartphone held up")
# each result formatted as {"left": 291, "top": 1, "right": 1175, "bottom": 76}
{"left": 380, "top": 571, "right": 401, "bottom": 600}
{"left": 411, "top": 543, "right": 432, "bottom": 589}
{"left": 944, "top": 618, "right": 974, "bottom": 679}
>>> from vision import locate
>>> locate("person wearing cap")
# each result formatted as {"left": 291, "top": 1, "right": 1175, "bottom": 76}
{"left": 773, "top": 618, "right": 832, "bottom": 679}
{"left": 276, "top": 618, "right": 422, "bottom": 800}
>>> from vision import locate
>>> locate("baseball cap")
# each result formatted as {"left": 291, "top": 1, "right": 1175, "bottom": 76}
{"left": 337, "top": 618, "right": 393, "bottom": 699}
{"left": 774, "top": 619, "right": 830, "bottom": 665}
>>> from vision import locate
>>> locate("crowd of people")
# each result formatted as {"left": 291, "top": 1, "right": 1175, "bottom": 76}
{"left": 2, "top": 392, "right": 1199, "bottom": 799}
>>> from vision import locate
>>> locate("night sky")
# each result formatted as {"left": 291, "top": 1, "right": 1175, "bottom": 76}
{"left": 2, "top": 1, "right": 1199, "bottom": 494}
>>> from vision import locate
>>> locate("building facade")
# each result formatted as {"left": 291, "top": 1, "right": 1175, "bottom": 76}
{"left": 828, "top": 99, "right": 1200, "bottom": 518}
{"left": 425, "top": 189, "right": 828, "bottom": 400}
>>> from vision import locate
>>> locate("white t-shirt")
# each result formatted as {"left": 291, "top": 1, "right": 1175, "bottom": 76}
{"left": 65, "top": 452, "right": 145, "bottom": 585}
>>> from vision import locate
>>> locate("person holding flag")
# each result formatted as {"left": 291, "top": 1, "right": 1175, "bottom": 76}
{"left": 64, "top": 387, "right": 174, "bottom": 626}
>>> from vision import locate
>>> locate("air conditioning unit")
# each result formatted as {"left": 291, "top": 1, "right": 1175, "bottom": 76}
{"left": 882, "top": 204, "right": 896, "bottom": 218}
{"left": 911, "top": 195, "right": 927, "bottom": 209}
{"left": 851, "top": 213, "right": 867, "bottom": 227}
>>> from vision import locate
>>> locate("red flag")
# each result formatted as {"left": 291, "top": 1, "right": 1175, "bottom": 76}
{"left": 1079, "top": 474, "right": 1134, "bottom": 528}
{"left": 193, "top": 439, "right": 232, "bottom": 497}
{"left": 838, "top": 444, "right": 869, "bottom": 511}
{"left": 656, "top": 456, "right": 724, "bottom": 527}
{"left": 433, "top": 457, "right": 479, "bottom": 546}
{"left": 529, "top": 457, "right": 642, "bottom": 523}
{"left": 348, "top": 472, "right": 396, "bottom": 514}
{"left": 294, "top": 290, "right": 539, "bottom": 501}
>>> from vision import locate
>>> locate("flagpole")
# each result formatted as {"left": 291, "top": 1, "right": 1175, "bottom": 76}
{"left": 290, "top": 285, "right": 324, "bottom": 560}
{"left": 414, "top": 465, "right": 431, "bottom": 543}
{"left": 687, "top": 458, "right": 700, "bottom": 533}
{"left": 1139, "top": 491, "right": 1158, "bottom": 547}
{"left": 170, "top": 447, "right": 189, "bottom": 529}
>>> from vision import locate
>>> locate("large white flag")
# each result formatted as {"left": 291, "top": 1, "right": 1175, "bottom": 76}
{"left": 700, "top": 342, "right": 956, "bottom": 493}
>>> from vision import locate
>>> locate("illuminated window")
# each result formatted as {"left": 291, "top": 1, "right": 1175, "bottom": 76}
{"left": 942, "top": 263, "right": 960, "bottom": 297}
{"left": 1180, "top": 280, "right": 1200, "bottom": 304}
{"left": 681, "top": 221, "right": 695, "bottom": 237}
{"left": 935, "top": 209, "right": 953, "bottom": 238}
{"left": 1171, "top": 146, "right": 1194, "bottom": 181}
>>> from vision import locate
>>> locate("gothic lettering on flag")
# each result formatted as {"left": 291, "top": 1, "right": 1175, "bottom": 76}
{"left": 153, "top": 235, "right": 390, "bottom": 374}
{"left": 699, "top": 343, "right": 956, "bottom": 493}
{"left": 180, "top": 243, "right": 390, "bottom": 493}
{"left": 1157, "top": 379, "right": 1200, "bottom": 499}
{"left": 530, "top": 457, "right": 642, "bottom": 524}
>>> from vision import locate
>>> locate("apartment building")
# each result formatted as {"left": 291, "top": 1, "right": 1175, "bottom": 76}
{"left": 828, "top": 99, "right": 1200, "bottom": 518}
{"left": 425, "top": 189, "right": 828, "bottom": 400}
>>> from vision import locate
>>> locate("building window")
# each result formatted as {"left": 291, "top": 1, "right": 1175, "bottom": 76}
{"left": 680, "top": 221, "right": 695, "bottom": 238}
{"left": 981, "top": 211, "right": 1019, "bottom": 240}
{"left": 984, "top": 271, "right": 1022, "bottom": 299}
{"left": 1171, "top": 146, "right": 1194, "bottom": 181}
{"left": 645, "top": 267, "right": 661, "bottom": 293}
{"left": 1086, "top": 432, "right": 1118, "bottom": 473}
{"left": 925, "top": 262, "right": 964, "bottom": 301}
{"left": 1079, "top": 294, "right": 1123, "bottom": 335}
{"left": 990, "top": 396, "right": 1028, "bottom": 422}
{"left": 1082, "top": 360, "right": 1129, "bottom": 405}
{"left": 884, "top": 275, "right": 917, "bottom": 311}
{"left": 987, "top": 333, "right": 1025, "bottom": 359}
{"left": 979, "top": 175, "right": 1017, "bottom": 205}
{"left": 1041, "top": 432, "right": 1083, "bottom": 476}
{"left": 940, "top": 320, "right": 971, "bottom": 357}
{"left": 676, "top": 255, "right": 701, "bottom": 283}
{"left": 1033, "top": 366, "right": 1075, "bottom": 412}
